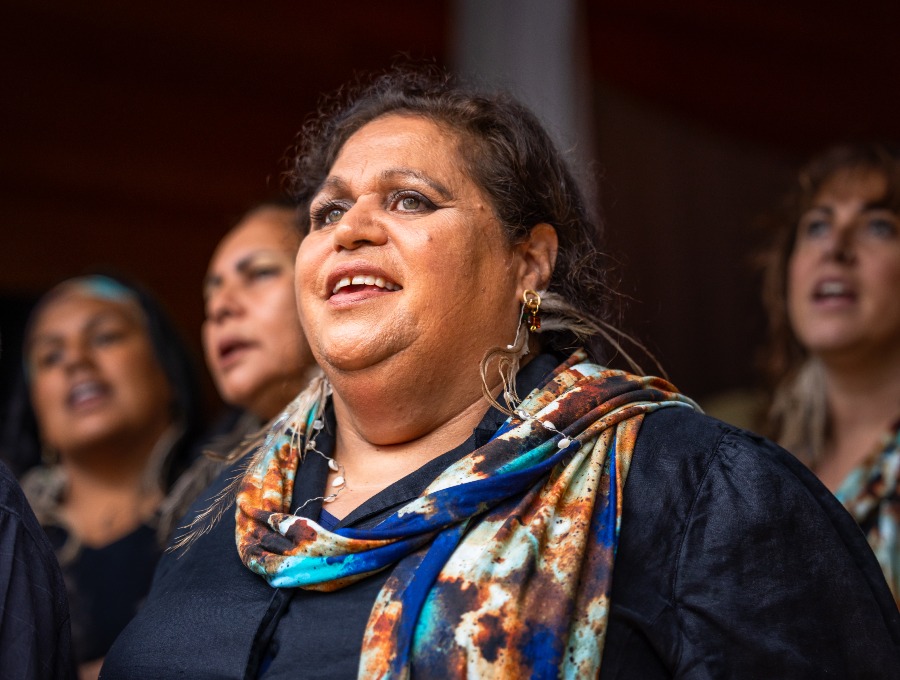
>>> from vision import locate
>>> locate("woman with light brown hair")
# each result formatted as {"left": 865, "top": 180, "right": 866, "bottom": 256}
{"left": 762, "top": 142, "right": 900, "bottom": 604}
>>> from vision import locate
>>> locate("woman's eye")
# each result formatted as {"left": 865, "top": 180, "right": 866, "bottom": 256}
{"left": 248, "top": 266, "right": 280, "bottom": 281}
{"left": 92, "top": 330, "right": 125, "bottom": 347}
{"left": 309, "top": 201, "right": 347, "bottom": 229}
{"left": 393, "top": 192, "right": 434, "bottom": 213}
{"left": 865, "top": 216, "right": 898, "bottom": 238}
{"left": 34, "top": 350, "right": 62, "bottom": 369}
{"left": 324, "top": 208, "right": 345, "bottom": 224}
{"left": 800, "top": 218, "right": 830, "bottom": 238}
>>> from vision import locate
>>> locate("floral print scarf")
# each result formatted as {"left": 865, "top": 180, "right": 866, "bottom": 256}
{"left": 835, "top": 418, "right": 900, "bottom": 607}
{"left": 235, "top": 352, "right": 697, "bottom": 678}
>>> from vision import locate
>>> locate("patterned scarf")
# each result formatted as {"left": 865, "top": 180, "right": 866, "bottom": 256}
{"left": 235, "top": 352, "right": 696, "bottom": 678}
{"left": 835, "top": 418, "right": 900, "bottom": 607}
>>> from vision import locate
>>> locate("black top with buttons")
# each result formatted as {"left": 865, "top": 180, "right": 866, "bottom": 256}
{"left": 102, "top": 356, "right": 900, "bottom": 679}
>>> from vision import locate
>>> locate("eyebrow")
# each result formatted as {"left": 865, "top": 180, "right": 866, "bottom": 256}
{"left": 806, "top": 202, "right": 896, "bottom": 214}
{"left": 862, "top": 199, "right": 896, "bottom": 212}
{"left": 29, "top": 310, "right": 134, "bottom": 348}
{"left": 314, "top": 168, "right": 453, "bottom": 201}
{"left": 203, "top": 250, "right": 286, "bottom": 294}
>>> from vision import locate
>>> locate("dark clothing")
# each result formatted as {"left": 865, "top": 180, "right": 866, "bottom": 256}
{"left": 102, "top": 358, "right": 900, "bottom": 679}
{"left": 44, "top": 524, "right": 160, "bottom": 665}
{"left": 601, "top": 408, "right": 900, "bottom": 679}
{"left": 0, "top": 460, "right": 74, "bottom": 680}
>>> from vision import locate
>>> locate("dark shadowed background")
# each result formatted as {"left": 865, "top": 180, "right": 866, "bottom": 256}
{"left": 2, "top": 0, "right": 898, "bottom": 419}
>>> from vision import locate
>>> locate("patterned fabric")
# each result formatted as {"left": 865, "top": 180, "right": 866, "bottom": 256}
{"left": 835, "top": 419, "right": 900, "bottom": 607}
{"left": 235, "top": 352, "right": 696, "bottom": 678}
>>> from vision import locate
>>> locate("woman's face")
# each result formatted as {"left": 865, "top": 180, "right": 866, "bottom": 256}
{"left": 296, "top": 114, "right": 534, "bottom": 383}
{"left": 28, "top": 292, "right": 173, "bottom": 457}
{"left": 203, "top": 210, "right": 314, "bottom": 420}
{"left": 787, "top": 169, "right": 900, "bottom": 362}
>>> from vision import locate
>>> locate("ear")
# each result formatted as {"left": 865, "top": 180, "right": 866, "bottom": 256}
{"left": 514, "top": 223, "right": 558, "bottom": 294}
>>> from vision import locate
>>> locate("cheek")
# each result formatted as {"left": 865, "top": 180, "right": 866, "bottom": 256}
{"left": 871, "top": 254, "right": 900, "bottom": 289}
{"left": 113, "top": 345, "right": 171, "bottom": 407}
{"left": 29, "top": 378, "right": 62, "bottom": 434}
{"left": 295, "top": 243, "right": 324, "bottom": 321}
{"left": 201, "top": 322, "right": 218, "bottom": 371}
{"left": 866, "top": 256, "right": 900, "bottom": 320}
{"left": 785, "top": 251, "right": 808, "bottom": 312}
{"left": 256, "top": 285, "right": 303, "bottom": 337}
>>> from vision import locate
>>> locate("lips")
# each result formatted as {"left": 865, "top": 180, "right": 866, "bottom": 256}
{"left": 216, "top": 336, "right": 257, "bottom": 370}
{"left": 332, "top": 274, "right": 401, "bottom": 295}
{"left": 67, "top": 379, "right": 110, "bottom": 410}
{"left": 812, "top": 278, "right": 857, "bottom": 302}
{"left": 326, "top": 264, "right": 402, "bottom": 302}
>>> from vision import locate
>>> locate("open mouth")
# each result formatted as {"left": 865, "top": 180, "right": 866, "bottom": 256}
{"left": 218, "top": 338, "right": 255, "bottom": 366}
{"left": 812, "top": 280, "right": 856, "bottom": 302}
{"left": 67, "top": 380, "right": 110, "bottom": 409}
{"left": 331, "top": 274, "right": 402, "bottom": 296}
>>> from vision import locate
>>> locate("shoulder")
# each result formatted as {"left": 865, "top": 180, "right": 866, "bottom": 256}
{"left": 627, "top": 406, "right": 891, "bottom": 575}
{"left": 603, "top": 406, "right": 900, "bottom": 677}
{"left": 0, "top": 460, "right": 59, "bottom": 559}
{"left": 630, "top": 406, "right": 831, "bottom": 515}
{"left": 0, "top": 461, "right": 74, "bottom": 678}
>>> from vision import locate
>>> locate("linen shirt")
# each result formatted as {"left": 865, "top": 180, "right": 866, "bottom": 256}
{"left": 101, "top": 357, "right": 900, "bottom": 679}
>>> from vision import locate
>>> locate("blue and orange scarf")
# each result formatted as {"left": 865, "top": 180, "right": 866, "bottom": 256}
{"left": 835, "top": 419, "right": 900, "bottom": 608}
{"left": 235, "top": 352, "right": 696, "bottom": 677}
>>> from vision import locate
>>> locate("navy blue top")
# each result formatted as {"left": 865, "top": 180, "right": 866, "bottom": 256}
{"left": 44, "top": 523, "right": 160, "bottom": 664}
{"left": 0, "top": 460, "right": 74, "bottom": 679}
{"left": 102, "top": 357, "right": 900, "bottom": 679}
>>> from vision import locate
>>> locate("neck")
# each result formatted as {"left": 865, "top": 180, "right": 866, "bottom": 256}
{"left": 255, "top": 364, "right": 322, "bottom": 422}
{"left": 822, "top": 350, "right": 900, "bottom": 439}
{"left": 58, "top": 424, "right": 172, "bottom": 544}
{"left": 321, "top": 355, "right": 499, "bottom": 518}
{"left": 813, "top": 350, "right": 900, "bottom": 491}
{"left": 328, "top": 349, "right": 497, "bottom": 448}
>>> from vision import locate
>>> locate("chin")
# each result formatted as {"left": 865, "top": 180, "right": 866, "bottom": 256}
{"left": 313, "top": 327, "right": 410, "bottom": 375}
{"left": 316, "top": 341, "right": 400, "bottom": 375}
{"left": 806, "top": 335, "right": 866, "bottom": 359}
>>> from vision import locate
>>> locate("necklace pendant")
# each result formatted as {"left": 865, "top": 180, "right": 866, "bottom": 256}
{"left": 327, "top": 458, "right": 339, "bottom": 472}
{"left": 332, "top": 475, "right": 345, "bottom": 488}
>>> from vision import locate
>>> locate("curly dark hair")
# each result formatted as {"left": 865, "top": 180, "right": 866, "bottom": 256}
{"left": 286, "top": 64, "right": 621, "bottom": 365}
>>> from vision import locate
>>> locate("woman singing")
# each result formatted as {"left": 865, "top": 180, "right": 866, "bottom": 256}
{"left": 102, "top": 68, "right": 900, "bottom": 679}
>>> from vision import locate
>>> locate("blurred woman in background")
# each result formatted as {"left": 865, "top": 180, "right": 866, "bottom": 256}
{"left": 202, "top": 201, "right": 317, "bottom": 428}
{"left": 1, "top": 274, "right": 203, "bottom": 679}
{"left": 158, "top": 201, "right": 319, "bottom": 538}
{"left": 762, "top": 143, "right": 900, "bottom": 604}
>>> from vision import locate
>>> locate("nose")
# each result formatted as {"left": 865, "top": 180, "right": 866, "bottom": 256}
{"left": 823, "top": 224, "right": 857, "bottom": 265}
{"left": 332, "top": 200, "right": 388, "bottom": 252}
{"left": 61, "top": 337, "right": 95, "bottom": 373}
{"left": 205, "top": 278, "right": 244, "bottom": 324}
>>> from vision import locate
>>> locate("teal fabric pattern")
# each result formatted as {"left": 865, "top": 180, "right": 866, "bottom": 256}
{"left": 835, "top": 419, "right": 900, "bottom": 607}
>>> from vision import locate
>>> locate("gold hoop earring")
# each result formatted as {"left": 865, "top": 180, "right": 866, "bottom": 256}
{"left": 522, "top": 289, "right": 541, "bottom": 332}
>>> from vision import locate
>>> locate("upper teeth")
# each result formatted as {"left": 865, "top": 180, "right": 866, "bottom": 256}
{"left": 332, "top": 275, "right": 400, "bottom": 294}
{"left": 819, "top": 281, "right": 847, "bottom": 296}
{"left": 71, "top": 382, "right": 103, "bottom": 402}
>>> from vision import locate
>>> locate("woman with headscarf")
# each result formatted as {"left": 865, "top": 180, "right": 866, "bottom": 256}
{"left": 102, "top": 68, "right": 900, "bottom": 679}
{"left": 3, "top": 275, "right": 202, "bottom": 679}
